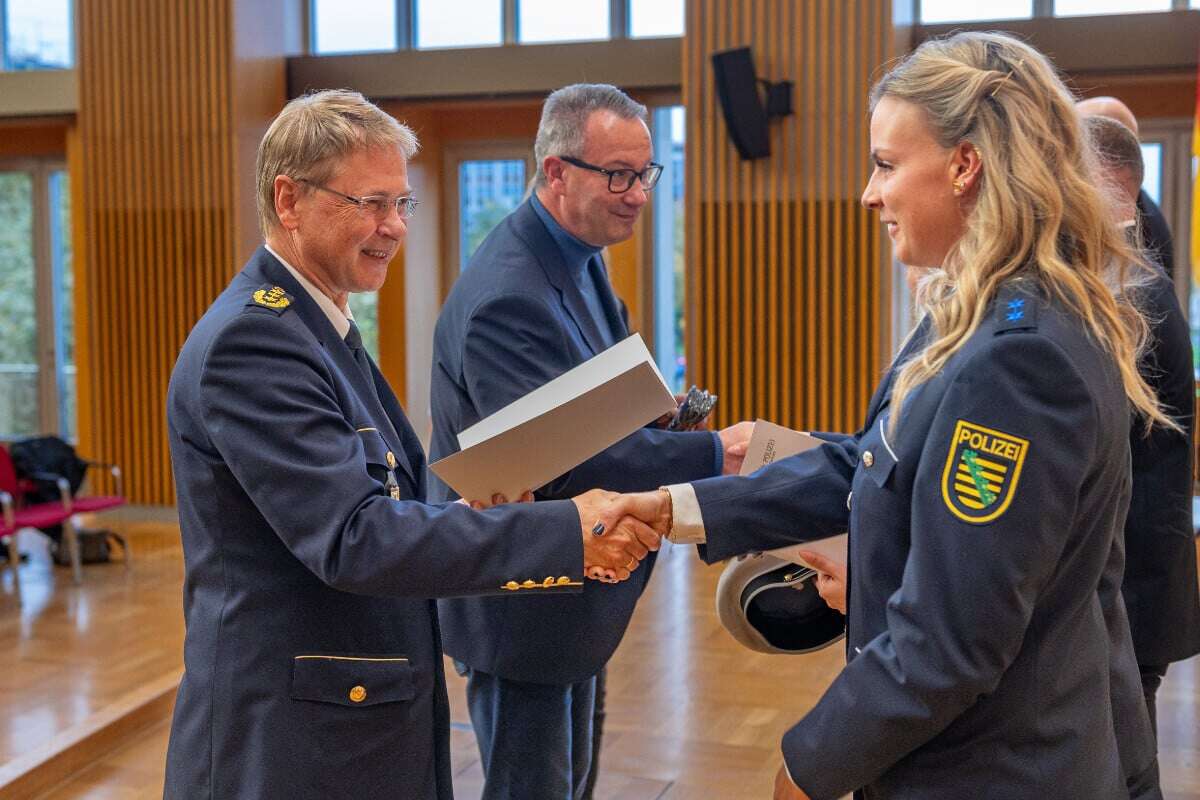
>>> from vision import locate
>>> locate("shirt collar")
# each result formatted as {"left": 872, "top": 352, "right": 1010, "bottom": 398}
{"left": 530, "top": 193, "right": 602, "bottom": 275}
{"left": 264, "top": 243, "right": 354, "bottom": 340}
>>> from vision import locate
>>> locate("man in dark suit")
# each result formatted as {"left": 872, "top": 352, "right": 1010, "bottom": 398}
{"left": 429, "top": 83, "right": 753, "bottom": 799}
{"left": 164, "top": 89, "right": 660, "bottom": 800}
{"left": 1077, "top": 96, "right": 1176, "bottom": 272}
{"left": 1084, "top": 113, "right": 1200, "bottom": 736}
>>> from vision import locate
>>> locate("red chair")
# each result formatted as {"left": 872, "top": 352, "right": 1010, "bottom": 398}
{"left": 0, "top": 446, "right": 77, "bottom": 591}
{"left": 4, "top": 437, "right": 129, "bottom": 584}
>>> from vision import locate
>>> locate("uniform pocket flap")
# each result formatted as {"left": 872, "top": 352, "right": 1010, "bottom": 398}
{"left": 291, "top": 655, "right": 415, "bottom": 707}
{"left": 860, "top": 417, "right": 898, "bottom": 488}
{"left": 356, "top": 428, "right": 391, "bottom": 467}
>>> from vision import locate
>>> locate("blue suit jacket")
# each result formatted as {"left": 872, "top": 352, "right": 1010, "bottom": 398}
{"left": 428, "top": 199, "right": 719, "bottom": 684}
{"left": 164, "top": 247, "right": 585, "bottom": 799}
{"left": 689, "top": 288, "right": 1160, "bottom": 800}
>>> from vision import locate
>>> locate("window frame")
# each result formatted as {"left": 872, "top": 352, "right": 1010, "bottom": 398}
{"left": 308, "top": 0, "right": 686, "bottom": 54}
{"left": 0, "top": 157, "right": 72, "bottom": 438}
{"left": 1, "top": 0, "right": 75, "bottom": 71}
{"left": 913, "top": 0, "right": 1191, "bottom": 24}
{"left": 441, "top": 140, "right": 536, "bottom": 300}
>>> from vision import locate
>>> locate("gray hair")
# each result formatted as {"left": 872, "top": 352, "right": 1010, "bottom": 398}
{"left": 255, "top": 89, "right": 419, "bottom": 235}
{"left": 532, "top": 83, "right": 647, "bottom": 188}
{"left": 1084, "top": 114, "right": 1145, "bottom": 190}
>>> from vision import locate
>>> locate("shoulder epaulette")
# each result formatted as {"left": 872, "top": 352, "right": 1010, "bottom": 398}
{"left": 246, "top": 284, "right": 294, "bottom": 316}
{"left": 994, "top": 286, "right": 1038, "bottom": 334}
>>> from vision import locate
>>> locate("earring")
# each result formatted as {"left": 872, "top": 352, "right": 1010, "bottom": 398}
{"left": 953, "top": 178, "right": 966, "bottom": 196}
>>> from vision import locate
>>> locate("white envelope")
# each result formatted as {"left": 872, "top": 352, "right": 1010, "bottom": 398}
{"left": 738, "top": 419, "right": 848, "bottom": 571}
{"left": 430, "top": 334, "right": 677, "bottom": 502}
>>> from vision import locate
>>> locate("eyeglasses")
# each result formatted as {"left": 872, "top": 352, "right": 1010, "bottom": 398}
{"left": 298, "top": 178, "right": 419, "bottom": 220}
{"left": 558, "top": 156, "right": 664, "bottom": 193}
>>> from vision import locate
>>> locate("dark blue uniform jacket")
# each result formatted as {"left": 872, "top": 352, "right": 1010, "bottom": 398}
{"left": 164, "top": 247, "right": 584, "bottom": 799}
{"left": 429, "top": 199, "right": 719, "bottom": 685}
{"left": 691, "top": 284, "right": 1161, "bottom": 800}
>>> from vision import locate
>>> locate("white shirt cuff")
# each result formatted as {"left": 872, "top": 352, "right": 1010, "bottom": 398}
{"left": 663, "top": 483, "right": 706, "bottom": 545}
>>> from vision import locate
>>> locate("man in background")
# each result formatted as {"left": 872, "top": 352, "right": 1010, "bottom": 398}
{"left": 1083, "top": 111, "right": 1200, "bottom": 737}
{"left": 429, "top": 83, "right": 752, "bottom": 799}
{"left": 1077, "top": 96, "right": 1174, "bottom": 270}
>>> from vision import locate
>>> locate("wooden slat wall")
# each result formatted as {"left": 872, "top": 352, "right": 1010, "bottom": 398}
{"left": 75, "top": 0, "right": 287, "bottom": 504}
{"left": 685, "top": 0, "right": 891, "bottom": 433}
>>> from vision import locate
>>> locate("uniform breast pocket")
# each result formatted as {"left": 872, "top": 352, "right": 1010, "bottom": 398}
{"left": 857, "top": 415, "right": 899, "bottom": 490}
{"left": 291, "top": 655, "right": 416, "bottom": 708}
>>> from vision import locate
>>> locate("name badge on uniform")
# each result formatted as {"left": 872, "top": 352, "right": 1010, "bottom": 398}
{"left": 940, "top": 419, "right": 1029, "bottom": 524}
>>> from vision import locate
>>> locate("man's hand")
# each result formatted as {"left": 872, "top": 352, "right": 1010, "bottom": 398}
{"left": 572, "top": 489, "right": 664, "bottom": 583}
{"left": 796, "top": 549, "right": 847, "bottom": 614}
{"left": 773, "top": 765, "right": 811, "bottom": 800}
{"left": 458, "top": 490, "right": 535, "bottom": 510}
{"left": 719, "top": 420, "right": 755, "bottom": 475}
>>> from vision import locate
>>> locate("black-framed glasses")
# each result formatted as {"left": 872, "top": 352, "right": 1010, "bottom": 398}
{"left": 298, "top": 178, "right": 419, "bottom": 220}
{"left": 558, "top": 156, "right": 664, "bottom": 193}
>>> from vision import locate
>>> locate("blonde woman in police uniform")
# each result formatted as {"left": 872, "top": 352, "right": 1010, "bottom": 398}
{"left": 623, "top": 32, "right": 1170, "bottom": 800}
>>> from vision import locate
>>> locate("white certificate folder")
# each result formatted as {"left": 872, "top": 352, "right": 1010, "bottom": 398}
{"left": 429, "top": 334, "right": 677, "bottom": 502}
{"left": 739, "top": 420, "right": 849, "bottom": 571}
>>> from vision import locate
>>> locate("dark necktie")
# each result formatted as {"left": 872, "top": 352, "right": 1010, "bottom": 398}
{"left": 344, "top": 320, "right": 376, "bottom": 387}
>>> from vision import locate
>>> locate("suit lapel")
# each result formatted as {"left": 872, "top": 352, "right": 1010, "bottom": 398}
{"left": 248, "top": 248, "right": 417, "bottom": 485}
{"left": 588, "top": 256, "right": 628, "bottom": 342}
{"left": 514, "top": 201, "right": 611, "bottom": 356}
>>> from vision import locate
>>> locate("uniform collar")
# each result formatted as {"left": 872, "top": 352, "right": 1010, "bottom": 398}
{"left": 264, "top": 242, "right": 354, "bottom": 340}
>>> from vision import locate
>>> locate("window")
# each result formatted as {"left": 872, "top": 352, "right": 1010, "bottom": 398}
{"left": 918, "top": 0, "right": 1032, "bottom": 24}
{"left": 1054, "top": 0, "right": 1171, "bottom": 15}
{"left": 49, "top": 169, "right": 74, "bottom": 439}
{"left": 4, "top": 0, "right": 72, "bottom": 69}
{"left": 0, "top": 172, "right": 37, "bottom": 436}
{"left": 1140, "top": 142, "right": 1163, "bottom": 206}
{"left": 0, "top": 163, "right": 73, "bottom": 438}
{"left": 518, "top": 0, "right": 609, "bottom": 43}
{"left": 416, "top": 0, "right": 502, "bottom": 49}
{"left": 651, "top": 106, "right": 686, "bottom": 392}
{"left": 458, "top": 160, "right": 526, "bottom": 271}
{"left": 312, "top": 0, "right": 398, "bottom": 54}
{"left": 631, "top": 0, "right": 685, "bottom": 38}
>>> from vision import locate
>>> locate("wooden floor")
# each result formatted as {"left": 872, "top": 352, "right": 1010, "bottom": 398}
{"left": 2, "top": 511, "right": 1198, "bottom": 799}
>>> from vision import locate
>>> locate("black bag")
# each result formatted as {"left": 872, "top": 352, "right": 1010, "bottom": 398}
{"left": 52, "top": 527, "right": 123, "bottom": 566}
{"left": 8, "top": 436, "right": 87, "bottom": 504}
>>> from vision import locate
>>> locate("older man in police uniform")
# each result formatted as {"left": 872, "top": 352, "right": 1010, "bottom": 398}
{"left": 164, "top": 90, "right": 658, "bottom": 800}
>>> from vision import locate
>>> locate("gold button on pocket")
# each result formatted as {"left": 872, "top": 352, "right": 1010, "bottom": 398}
{"left": 349, "top": 685, "right": 367, "bottom": 703}
{"left": 386, "top": 451, "right": 397, "bottom": 469}
{"left": 862, "top": 451, "right": 874, "bottom": 468}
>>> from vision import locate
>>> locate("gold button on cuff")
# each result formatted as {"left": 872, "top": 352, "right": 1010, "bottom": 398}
{"left": 349, "top": 685, "right": 367, "bottom": 703}
{"left": 862, "top": 451, "right": 874, "bottom": 468}
{"left": 386, "top": 451, "right": 397, "bottom": 469}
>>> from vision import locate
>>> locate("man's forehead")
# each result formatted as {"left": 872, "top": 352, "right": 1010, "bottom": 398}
{"left": 581, "top": 113, "right": 652, "bottom": 163}
{"left": 331, "top": 146, "right": 410, "bottom": 190}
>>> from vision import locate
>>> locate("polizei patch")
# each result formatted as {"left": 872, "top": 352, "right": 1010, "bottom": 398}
{"left": 940, "top": 420, "right": 1029, "bottom": 524}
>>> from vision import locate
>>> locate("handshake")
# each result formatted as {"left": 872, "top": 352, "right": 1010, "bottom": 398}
{"left": 569, "top": 419, "right": 754, "bottom": 583}
{"left": 570, "top": 488, "right": 673, "bottom": 584}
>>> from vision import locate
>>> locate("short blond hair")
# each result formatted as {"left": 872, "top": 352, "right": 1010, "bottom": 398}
{"left": 255, "top": 89, "right": 419, "bottom": 235}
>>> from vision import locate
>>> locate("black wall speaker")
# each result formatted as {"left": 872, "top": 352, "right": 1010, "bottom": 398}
{"left": 711, "top": 46, "right": 792, "bottom": 161}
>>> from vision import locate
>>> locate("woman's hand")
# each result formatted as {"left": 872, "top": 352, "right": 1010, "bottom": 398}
{"left": 796, "top": 549, "right": 848, "bottom": 615}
